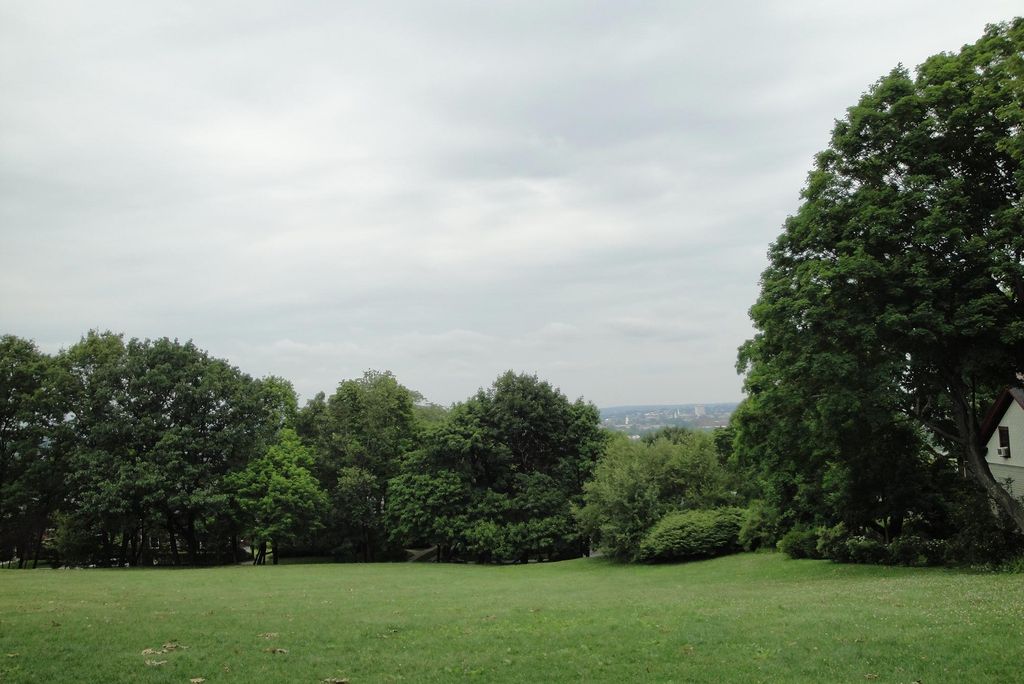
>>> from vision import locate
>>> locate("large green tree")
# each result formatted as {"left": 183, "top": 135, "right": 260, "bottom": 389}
{"left": 227, "top": 428, "right": 326, "bottom": 564}
{"left": 59, "top": 333, "right": 279, "bottom": 565}
{"left": 392, "top": 371, "right": 604, "bottom": 562}
{"left": 0, "top": 336, "right": 67, "bottom": 567}
{"left": 298, "top": 370, "right": 421, "bottom": 560}
{"left": 739, "top": 20, "right": 1024, "bottom": 533}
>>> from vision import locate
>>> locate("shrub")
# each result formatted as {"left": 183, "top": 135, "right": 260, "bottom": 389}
{"left": 777, "top": 525, "right": 821, "bottom": 559}
{"left": 938, "top": 483, "right": 1024, "bottom": 565}
{"left": 816, "top": 523, "right": 851, "bottom": 562}
{"left": 845, "top": 536, "right": 887, "bottom": 564}
{"left": 579, "top": 432, "right": 739, "bottom": 561}
{"left": 637, "top": 507, "right": 745, "bottom": 563}
{"left": 888, "top": 535, "right": 928, "bottom": 567}
{"left": 922, "top": 538, "right": 949, "bottom": 566}
{"left": 739, "top": 500, "right": 782, "bottom": 551}
{"left": 997, "top": 554, "right": 1024, "bottom": 573}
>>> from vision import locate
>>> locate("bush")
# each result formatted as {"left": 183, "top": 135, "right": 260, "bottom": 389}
{"left": 739, "top": 500, "right": 782, "bottom": 551}
{"left": 936, "top": 483, "right": 1024, "bottom": 565}
{"left": 888, "top": 535, "right": 928, "bottom": 567}
{"left": 816, "top": 523, "right": 851, "bottom": 562}
{"left": 579, "top": 432, "right": 739, "bottom": 561}
{"left": 845, "top": 536, "right": 887, "bottom": 564}
{"left": 921, "top": 538, "right": 949, "bottom": 566}
{"left": 997, "top": 554, "right": 1024, "bottom": 573}
{"left": 637, "top": 507, "right": 745, "bottom": 563}
{"left": 777, "top": 525, "right": 821, "bottom": 559}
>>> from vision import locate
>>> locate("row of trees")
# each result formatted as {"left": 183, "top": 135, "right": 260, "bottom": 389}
{"left": 1, "top": 331, "right": 606, "bottom": 567}
{"left": 1, "top": 332, "right": 299, "bottom": 567}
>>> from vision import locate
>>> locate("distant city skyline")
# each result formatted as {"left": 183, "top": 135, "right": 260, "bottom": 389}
{"left": 600, "top": 402, "right": 736, "bottom": 434}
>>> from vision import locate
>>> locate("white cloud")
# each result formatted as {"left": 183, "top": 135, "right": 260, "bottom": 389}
{"left": 2, "top": 0, "right": 1020, "bottom": 406}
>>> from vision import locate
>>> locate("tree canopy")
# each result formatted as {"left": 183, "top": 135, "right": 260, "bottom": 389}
{"left": 388, "top": 371, "right": 605, "bottom": 562}
{"left": 738, "top": 19, "right": 1024, "bottom": 534}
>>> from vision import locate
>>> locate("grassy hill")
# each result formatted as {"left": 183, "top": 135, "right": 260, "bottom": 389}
{"left": 1, "top": 553, "right": 1022, "bottom": 682}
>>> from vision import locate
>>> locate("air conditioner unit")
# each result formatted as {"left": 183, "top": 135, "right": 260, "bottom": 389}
{"left": 997, "top": 447, "right": 1011, "bottom": 458}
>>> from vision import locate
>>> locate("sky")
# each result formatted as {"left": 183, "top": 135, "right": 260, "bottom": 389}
{"left": 1, "top": 1, "right": 1020, "bottom": 408}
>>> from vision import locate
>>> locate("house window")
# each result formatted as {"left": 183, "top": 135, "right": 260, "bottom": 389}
{"left": 999, "top": 426, "right": 1011, "bottom": 458}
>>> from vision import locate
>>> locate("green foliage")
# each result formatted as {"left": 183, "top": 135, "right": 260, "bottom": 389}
{"left": 737, "top": 19, "right": 1024, "bottom": 549}
{"left": 576, "top": 436, "right": 672, "bottom": 561}
{"left": 941, "top": 484, "right": 1024, "bottom": 565}
{"left": 299, "top": 370, "right": 422, "bottom": 561}
{"left": 995, "top": 554, "right": 1024, "bottom": 573}
{"left": 58, "top": 333, "right": 280, "bottom": 566}
{"left": 412, "top": 401, "right": 449, "bottom": 428}
{"left": 887, "top": 535, "right": 929, "bottom": 567}
{"left": 777, "top": 526, "right": 821, "bottom": 560}
{"left": 0, "top": 335, "right": 67, "bottom": 567}
{"left": 392, "top": 371, "right": 604, "bottom": 562}
{"left": 738, "top": 500, "right": 782, "bottom": 551}
{"left": 579, "top": 430, "right": 741, "bottom": 561}
{"left": 384, "top": 469, "right": 469, "bottom": 557}
{"left": 637, "top": 507, "right": 745, "bottom": 563}
{"left": 50, "top": 512, "right": 99, "bottom": 566}
{"left": 844, "top": 536, "right": 888, "bottom": 565}
{"left": 227, "top": 428, "right": 327, "bottom": 561}
{"left": 259, "top": 375, "right": 299, "bottom": 430}
{"left": 816, "top": 523, "right": 851, "bottom": 563}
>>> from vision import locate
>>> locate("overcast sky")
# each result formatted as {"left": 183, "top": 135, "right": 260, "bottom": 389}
{"left": 1, "top": 2, "right": 1020, "bottom": 407}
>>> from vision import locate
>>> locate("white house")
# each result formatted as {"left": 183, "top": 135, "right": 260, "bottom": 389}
{"left": 981, "top": 387, "right": 1024, "bottom": 499}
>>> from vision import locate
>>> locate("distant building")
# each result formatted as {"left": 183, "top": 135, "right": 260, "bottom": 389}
{"left": 694, "top": 405, "right": 706, "bottom": 417}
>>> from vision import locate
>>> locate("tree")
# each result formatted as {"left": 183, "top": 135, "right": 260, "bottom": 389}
{"left": 299, "top": 370, "right": 421, "bottom": 560}
{"left": 384, "top": 468, "right": 470, "bottom": 561}
{"left": 58, "top": 331, "right": 136, "bottom": 566}
{"left": 394, "top": 371, "right": 605, "bottom": 562}
{"left": 59, "top": 333, "right": 279, "bottom": 566}
{"left": 228, "top": 428, "right": 326, "bottom": 565}
{"left": 0, "top": 336, "right": 67, "bottom": 567}
{"left": 739, "top": 20, "right": 1024, "bottom": 534}
{"left": 577, "top": 431, "right": 739, "bottom": 561}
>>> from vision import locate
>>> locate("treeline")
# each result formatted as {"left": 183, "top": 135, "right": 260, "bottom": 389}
{"left": 4, "top": 325, "right": 1021, "bottom": 570}
{"left": 0, "top": 331, "right": 610, "bottom": 567}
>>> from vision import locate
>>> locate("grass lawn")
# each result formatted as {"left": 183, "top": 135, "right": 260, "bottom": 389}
{"left": 1, "top": 553, "right": 1023, "bottom": 683}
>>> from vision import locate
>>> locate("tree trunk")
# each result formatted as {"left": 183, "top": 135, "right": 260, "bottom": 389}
{"left": 950, "top": 386, "right": 1024, "bottom": 532}
{"left": 272, "top": 539, "right": 278, "bottom": 565}
{"left": 139, "top": 524, "right": 151, "bottom": 567}
{"left": 32, "top": 525, "right": 45, "bottom": 569}
{"left": 167, "top": 518, "right": 180, "bottom": 566}
{"left": 184, "top": 516, "right": 199, "bottom": 566}
{"left": 128, "top": 526, "right": 139, "bottom": 567}
{"left": 101, "top": 530, "right": 114, "bottom": 567}
{"left": 118, "top": 529, "right": 131, "bottom": 567}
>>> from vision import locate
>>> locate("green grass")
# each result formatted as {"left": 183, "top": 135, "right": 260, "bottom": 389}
{"left": 2, "top": 553, "right": 1023, "bottom": 682}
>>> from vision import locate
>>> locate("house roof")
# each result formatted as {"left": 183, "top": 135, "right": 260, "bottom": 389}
{"left": 980, "top": 387, "right": 1024, "bottom": 443}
